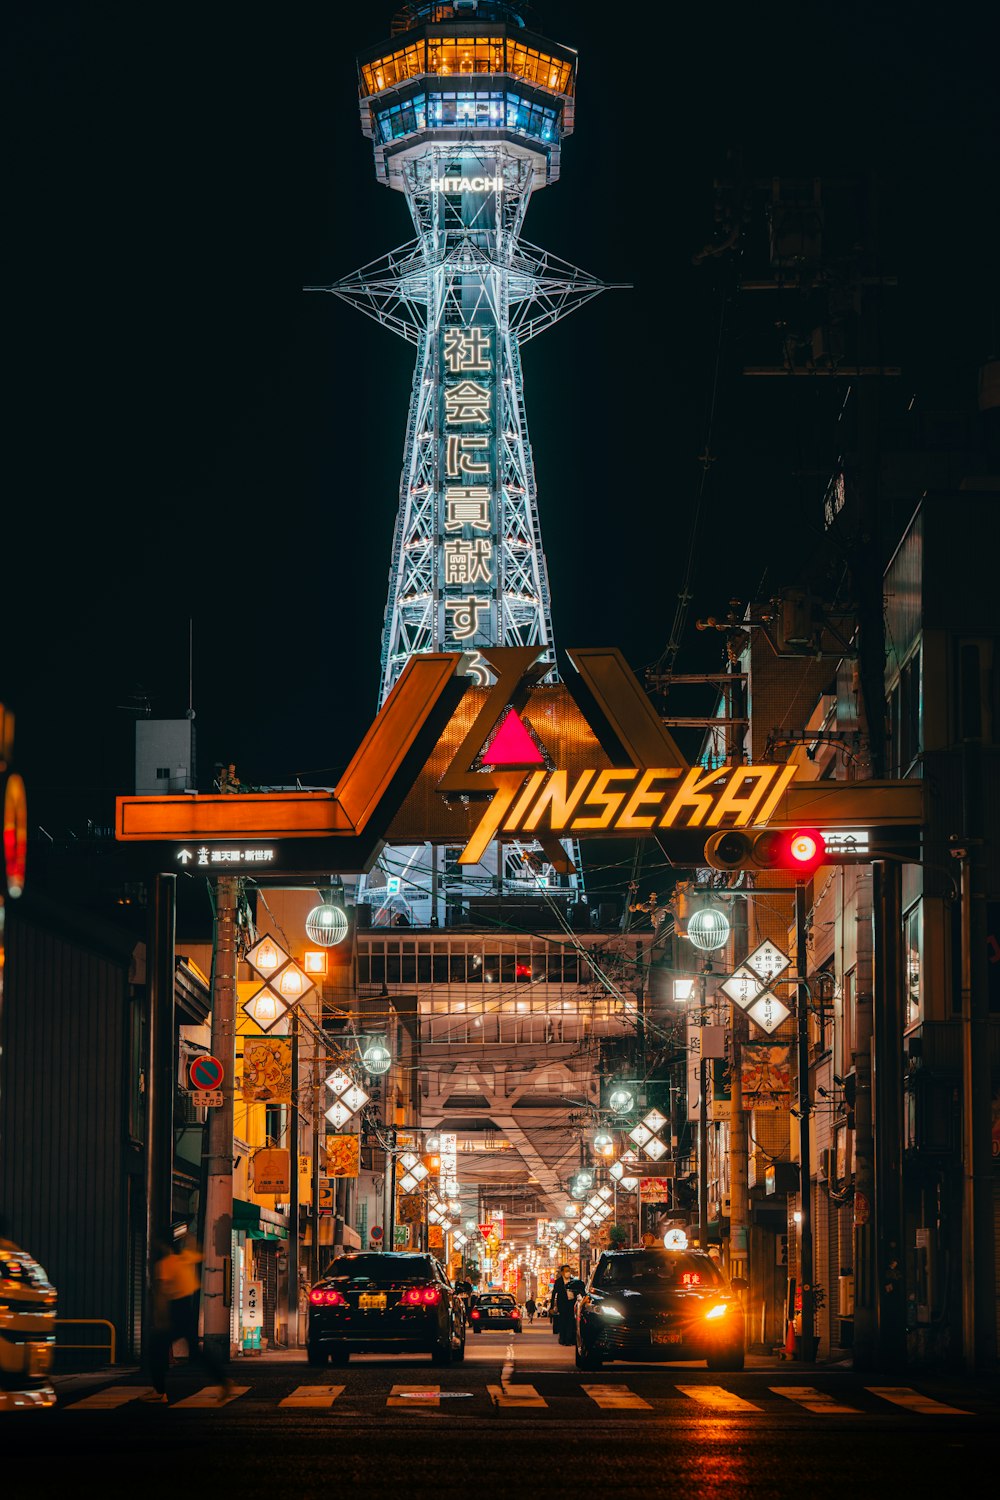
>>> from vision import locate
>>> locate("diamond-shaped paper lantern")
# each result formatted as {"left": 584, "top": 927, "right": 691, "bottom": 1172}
{"left": 246, "top": 935, "right": 289, "bottom": 976}
{"left": 629, "top": 1124, "right": 653, "bottom": 1147}
{"left": 399, "top": 1173, "right": 418, "bottom": 1193}
{"left": 721, "top": 967, "right": 763, "bottom": 1008}
{"left": 610, "top": 1161, "right": 624, "bottom": 1180}
{"left": 643, "top": 1136, "right": 668, "bottom": 1161}
{"left": 325, "top": 1068, "right": 351, "bottom": 1096}
{"left": 411, "top": 1162, "right": 428, "bottom": 1182}
{"left": 399, "top": 1152, "right": 418, "bottom": 1171}
{"left": 744, "top": 939, "right": 791, "bottom": 984}
{"left": 621, "top": 1149, "right": 640, "bottom": 1164}
{"left": 619, "top": 1176, "right": 638, "bottom": 1192}
{"left": 242, "top": 984, "right": 289, "bottom": 1033}
{"left": 643, "top": 1109, "right": 667, "bottom": 1133}
{"left": 274, "top": 960, "right": 315, "bottom": 1006}
{"left": 746, "top": 989, "right": 792, "bottom": 1035}
{"left": 342, "top": 1084, "right": 370, "bottom": 1113}
{"left": 325, "top": 1100, "right": 352, "bottom": 1129}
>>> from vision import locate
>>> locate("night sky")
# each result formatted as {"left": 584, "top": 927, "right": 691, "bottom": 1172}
{"left": 6, "top": 1, "right": 998, "bottom": 856}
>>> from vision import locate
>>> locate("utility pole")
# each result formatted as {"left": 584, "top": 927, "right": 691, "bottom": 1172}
{"left": 851, "top": 871, "right": 876, "bottom": 1369}
{"left": 872, "top": 860, "right": 905, "bottom": 1369}
{"left": 794, "top": 882, "right": 816, "bottom": 1361}
{"left": 313, "top": 1050, "right": 325, "bottom": 1284}
{"left": 958, "top": 738, "right": 997, "bottom": 1372}
{"left": 289, "top": 1008, "right": 300, "bottom": 1346}
{"left": 697, "top": 966, "right": 709, "bottom": 1254}
{"left": 202, "top": 874, "right": 238, "bottom": 1365}
{"left": 727, "top": 895, "right": 749, "bottom": 1284}
{"left": 143, "top": 874, "right": 176, "bottom": 1373}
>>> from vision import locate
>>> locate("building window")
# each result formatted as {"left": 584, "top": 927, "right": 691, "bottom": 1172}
{"left": 887, "top": 646, "right": 921, "bottom": 777}
{"left": 156, "top": 767, "right": 170, "bottom": 779}
{"left": 265, "top": 1104, "right": 285, "bottom": 1146}
{"left": 840, "top": 968, "right": 856, "bottom": 1080}
{"left": 904, "top": 904, "right": 922, "bottom": 1028}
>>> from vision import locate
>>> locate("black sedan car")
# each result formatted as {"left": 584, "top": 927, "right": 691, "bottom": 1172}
{"left": 307, "top": 1252, "right": 466, "bottom": 1366}
{"left": 576, "top": 1248, "right": 747, "bottom": 1371}
{"left": 468, "top": 1293, "right": 522, "bottom": 1334}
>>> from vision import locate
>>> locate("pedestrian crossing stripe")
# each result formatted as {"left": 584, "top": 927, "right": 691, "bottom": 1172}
{"left": 279, "top": 1385, "right": 346, "bottom": 1408}
{"left": 676, "top": 1384, "right": 763, "bottom": 1412}
{"left": 172, "top": 1385, "right": 249, "bottom": 1408}
{"left": 488, "top": 1383, "right": 546, "bottom": 1408}
{"left": 770, "top": 1386, "right": 860, "bottom": 1414}
{"left": 60, "top": 1381, "right": 983, "bottom": 1416}
{"left": 66, "top": 1385, "right": 159, "bottom": 1409}
{"left": 582, "top": 1384, "right": 652, "bottom": 1410}
{"left": 865, "top": 1386, "right": 973, "bottom": 1416}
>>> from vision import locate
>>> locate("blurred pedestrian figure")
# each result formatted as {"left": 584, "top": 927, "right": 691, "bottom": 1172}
{"left": 525, "top": 1295, "right": 537, "bottom": 1323}
{"left": 141, "top": 1230, "right": 233, "bottom": 1403}
{"left": 553, "top": 1263, "right": 578, "bottom": 1346}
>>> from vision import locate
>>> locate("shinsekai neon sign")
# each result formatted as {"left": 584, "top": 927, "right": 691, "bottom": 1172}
{"left": 456, "top": 763, "right": 797, "bottom": 865}
{"left": 115, "top": 645, "right": 923, "bottom": 876}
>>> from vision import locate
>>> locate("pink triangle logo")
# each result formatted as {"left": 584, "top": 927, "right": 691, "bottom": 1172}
{"left": 482, "top": 709, "right": 545, "bottom": 767}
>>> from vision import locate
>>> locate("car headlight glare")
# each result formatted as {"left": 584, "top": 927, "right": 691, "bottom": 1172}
{"left": 705, "top": 1303, "right": 729, "bottom": 1320}
{"left": 597, "top": 1303, "right": 623, "bottom": 1319}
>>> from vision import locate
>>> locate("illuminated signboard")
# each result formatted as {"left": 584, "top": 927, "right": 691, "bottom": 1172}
{"left": 429, "top": 175, "right": 504, "bottom": 193}
{"left": 457, "top": 763, "right": 798, "bottom": 864}
{"left": 442, "top": 326, "right": 496, "bottom": 664}
{"left": 115, "top": 647, "right": 924, "bottom": 876}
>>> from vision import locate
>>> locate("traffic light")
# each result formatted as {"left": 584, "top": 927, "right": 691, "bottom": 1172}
{"left": 703, "top": 826, "right": 827, "bottom": 876}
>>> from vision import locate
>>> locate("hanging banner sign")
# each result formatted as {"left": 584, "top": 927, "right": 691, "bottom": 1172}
{"left": 252, "top": 1148, "right": 291, "bottom": 1195}
{"left": 242, "top": 1280, "right": 263, "bottom": 1329}
{"left": 740, "top": 1044, "right": 792, "bottom": 1112}
{"left": 242, "top": 1037, "right": 293, "bottom": 1103}
{"left": 325, "top": 1135, "right": 360, "bottom": 1178}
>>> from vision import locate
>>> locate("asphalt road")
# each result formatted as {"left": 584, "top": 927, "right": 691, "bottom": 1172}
{"left": 8, "top": 1324, "right": 998, "bottom": 1500}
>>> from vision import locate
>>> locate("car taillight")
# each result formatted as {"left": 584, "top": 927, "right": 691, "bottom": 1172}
{"left": 402, "top": 1286, "right": 442, "bottom": 1306}
{"left": 470, "top": 1309, "right": 480, "bottom": 1319}
{"left": 309, "top": 1288, "right": 347, "bottom": 1307}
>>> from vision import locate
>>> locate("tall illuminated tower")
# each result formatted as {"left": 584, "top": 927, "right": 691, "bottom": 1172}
{"left": 315, "top": 2, "right": 616, "bottom": 924}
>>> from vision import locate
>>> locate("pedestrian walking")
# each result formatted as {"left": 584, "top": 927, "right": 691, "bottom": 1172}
{"left": 552, "top": 1263, "right": 579, "bottom": 1346}
{"left": 141, "top": 1230, "right": 233, "bottom": 1403}
{"left": 525, "top": 1295, "right": 537, "bottom": 1323}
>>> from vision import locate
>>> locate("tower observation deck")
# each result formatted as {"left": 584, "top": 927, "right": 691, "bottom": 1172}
{"left": 312, "top": 2, "right": 621, "bottom": 925}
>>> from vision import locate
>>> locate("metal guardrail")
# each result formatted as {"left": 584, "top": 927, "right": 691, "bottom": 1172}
{"left": 55, "top": 1318, "right": 117, "bottom": 1365}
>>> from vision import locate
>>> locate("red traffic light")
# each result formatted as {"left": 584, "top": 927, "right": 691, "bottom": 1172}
{"left": 787, "top": 830, "right": 821, "bottom": 865}
{"left": 703, "top": 826, "right": 828, "bottom": 874}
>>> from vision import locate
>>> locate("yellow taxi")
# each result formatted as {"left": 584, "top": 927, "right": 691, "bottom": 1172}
{"left": 0, "top": 1232, "right": 58, "bottom": 1410}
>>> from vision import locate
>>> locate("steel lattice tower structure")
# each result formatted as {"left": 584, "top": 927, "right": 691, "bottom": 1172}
{"left": 312, "top": 2, "right": 618, "bottom": 925}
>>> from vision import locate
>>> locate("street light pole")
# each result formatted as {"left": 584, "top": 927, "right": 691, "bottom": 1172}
{"left": 203, "top": 874, "right": 238, "bottom": 1366}
{"left": 795, "top": 881, "right": 815, "bottom": 1361}
{"left": 698, "top": 964, "right": 709, "bottom": 1253}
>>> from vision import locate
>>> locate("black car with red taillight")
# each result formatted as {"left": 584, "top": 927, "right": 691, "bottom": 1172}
{"left": 576, "top": 1247, "right": 747, "bottom": 1371}
{"left": 468, "top": 1292, "right": 521, "bottom": 1334}
{"left": 306, "top": 1251, "right": 465, "bottom": 1366}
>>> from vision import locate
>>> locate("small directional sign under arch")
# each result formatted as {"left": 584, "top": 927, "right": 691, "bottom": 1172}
{"left": 189, "top": 1054, "right": 225, "bottom": 1091}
